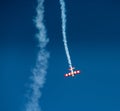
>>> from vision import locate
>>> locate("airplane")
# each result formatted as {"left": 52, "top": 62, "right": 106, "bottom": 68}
{"left": 64, "top": 67, "right": 80, "bottom": 77}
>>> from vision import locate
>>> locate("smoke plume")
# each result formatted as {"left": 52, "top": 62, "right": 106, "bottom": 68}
{"left": 59, "top": 0, "right": 73, "bottom": 71}
{"left": 25, "top": 0, "right": 49, "bottom": 111}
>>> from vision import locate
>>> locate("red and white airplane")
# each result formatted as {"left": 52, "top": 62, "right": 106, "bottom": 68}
{"left": 64, "top": 67, "right": 80, "bottom": 77}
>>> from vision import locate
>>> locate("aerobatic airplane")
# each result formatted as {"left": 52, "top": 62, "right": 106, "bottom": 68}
{"left": 64, "top": 67, "right": 80, "bottom": 77}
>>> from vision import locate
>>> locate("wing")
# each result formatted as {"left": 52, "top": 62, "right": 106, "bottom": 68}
{"left": 64, "top": 70, "right": 80, "bottom": 77}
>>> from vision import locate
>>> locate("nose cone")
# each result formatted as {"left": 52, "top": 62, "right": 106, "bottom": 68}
{"left": 72, "top": 74, "right": 75, "bottom": 77}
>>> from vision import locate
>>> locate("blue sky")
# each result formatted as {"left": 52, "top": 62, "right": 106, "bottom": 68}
{"left": 0, "top": 0, "right": 120, "bottom": 111}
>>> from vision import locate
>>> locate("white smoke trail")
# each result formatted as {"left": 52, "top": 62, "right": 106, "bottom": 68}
{"left": 59, "top": 0, "right": 73, "bottom": 71}
{"left": 25, "top": 0, "right": 49, "bottom": 111}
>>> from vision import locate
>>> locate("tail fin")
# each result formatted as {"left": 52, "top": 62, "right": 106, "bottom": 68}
{"left": 69, "top": 67, "right": 75, "bottom": 71}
